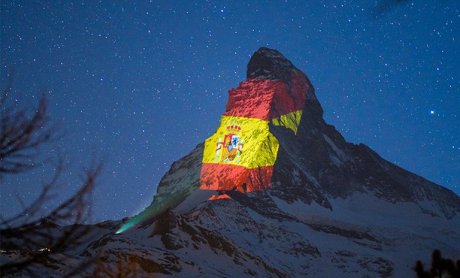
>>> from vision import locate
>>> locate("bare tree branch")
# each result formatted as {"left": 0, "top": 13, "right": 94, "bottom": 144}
{"left": 0, "top": 71, "right": 102, "bottom": 277}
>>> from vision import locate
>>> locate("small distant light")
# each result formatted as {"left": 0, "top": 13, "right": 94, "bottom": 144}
{"left": 430, "top": 110, "right": 435, "bottom": 115}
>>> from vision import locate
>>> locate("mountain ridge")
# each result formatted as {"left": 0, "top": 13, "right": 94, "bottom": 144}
{"left": 141, "top": 47, "right": 459, "bottom": 222}
{"left": 2, "top": 47, "right": 459, "bottom": 277}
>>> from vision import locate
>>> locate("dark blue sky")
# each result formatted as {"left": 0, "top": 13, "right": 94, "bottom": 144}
{"left": 1, "top": 0, "right": 459, "bottom": 221}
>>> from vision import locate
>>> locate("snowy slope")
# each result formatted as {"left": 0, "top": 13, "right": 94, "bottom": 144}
{"left": 2, "top": 47, "right": 459, "bottom": 277}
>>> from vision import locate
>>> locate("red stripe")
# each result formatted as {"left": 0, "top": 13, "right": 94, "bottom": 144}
{"left": 223, "top": 76, "right": 308, "bottom": 120}
{"left": 290, "top": 71, "right": 309, "bottom": 109}
{"left": 200, "top": 163, "right": 273, "bottom": 192}
{"left": 208, "top": 194, "right": 232, "bottom": 201}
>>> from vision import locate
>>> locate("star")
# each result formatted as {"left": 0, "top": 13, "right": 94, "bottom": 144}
{"left": 1, "top": 0, "right": 458, "bottom": 221}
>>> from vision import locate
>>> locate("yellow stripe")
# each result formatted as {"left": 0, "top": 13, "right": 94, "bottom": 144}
{"left": 271, "top": 110, "right": 302, "bottom": 134}
{"left": 202, "top": 116, "right": 279, "bottom": 168}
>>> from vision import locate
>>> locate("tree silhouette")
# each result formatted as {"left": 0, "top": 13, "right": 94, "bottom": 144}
{"left": 414, "top": 249, "right": 460, "bottom": 278}
{"left": 0, "top": 70, "right": 103, "bottom": 276}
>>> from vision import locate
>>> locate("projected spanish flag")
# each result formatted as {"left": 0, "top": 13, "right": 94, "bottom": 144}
{"left": 200, "top": 73, "right": 308, "bottom": 193}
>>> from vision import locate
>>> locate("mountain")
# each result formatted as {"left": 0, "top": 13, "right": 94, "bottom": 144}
{"left": 3, "top": 48, "right": 460, "bottom": 277}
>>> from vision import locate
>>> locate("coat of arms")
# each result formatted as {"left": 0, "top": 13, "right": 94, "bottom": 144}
{"left": 215, "top": 124, "right": 244, "bottom": 163}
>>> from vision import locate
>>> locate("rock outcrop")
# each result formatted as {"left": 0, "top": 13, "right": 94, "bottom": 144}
{"left": 200, "top": 50, "right": 310, "bottom": 193}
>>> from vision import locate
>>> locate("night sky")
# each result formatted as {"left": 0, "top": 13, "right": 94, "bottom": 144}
{"left": 1, "top": 1, "right": 459, "bottom": 222}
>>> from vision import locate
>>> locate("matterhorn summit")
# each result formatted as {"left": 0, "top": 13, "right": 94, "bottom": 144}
{"left": 5, "top": 48, "right": 460, "bottom": 277}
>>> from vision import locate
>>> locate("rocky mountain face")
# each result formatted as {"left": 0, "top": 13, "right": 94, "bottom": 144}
{"left": 3, "top": 48, "right": 460, "bottom": 277}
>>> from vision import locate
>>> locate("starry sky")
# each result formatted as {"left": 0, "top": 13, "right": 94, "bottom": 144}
{"left": 1, "top": 0, "right": 459, "bottom": 221}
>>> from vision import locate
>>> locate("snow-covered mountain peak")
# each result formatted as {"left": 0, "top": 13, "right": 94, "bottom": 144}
{"left": 4, "top": 48, "right": 458, "bottom": 277}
